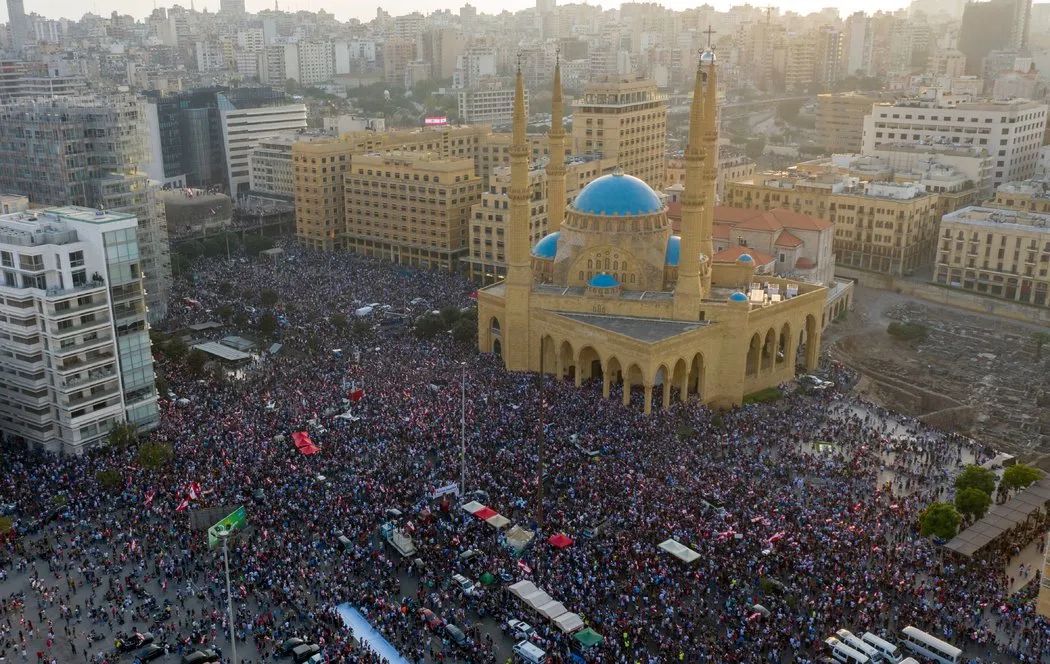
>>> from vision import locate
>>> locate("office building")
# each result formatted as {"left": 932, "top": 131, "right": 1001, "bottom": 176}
{"left": 343, "top": 152, "right": 482, "bottom": 270}
{"left": 958, "top": 0, "right": 1031, "bottom": 75}
{"left": 0, "top": 206, "right": 160, "bottom": 454}
{"left": 219, "top": 0, "right": 245, "bottom": 14}
{"left": 936, "top": 205, "right": 1049, "bottom": 308}
{"left": 220, "top": 102, "right": 307, "bottom": 198}
{"left": 666, "top": 147, "right": 756, "bottom": 199}
{"left": 0, "top": 60, "right": 86, "bottom": 102}
{"left": 572, "top": 77, "right": 667, "bottom": 189}
{"left": 862, "top": 96, "right": 1047, "bottom": 189}
{"left": 248, "top": 135, "right": 297, "bottom": 203}
{"left": 292, "top": 136, "right": 352, "bottom": 252}
{"left": 0, "top": 96, "right": 172, "bottom": 322}
{"left": 6, "top": 0, "right": 29, "bottom": 51}
{"left": 816, "top": 92, "right": 895, "bottom": 153}
{"left": 457, "top": 81, "right": 527, "bottom": 126}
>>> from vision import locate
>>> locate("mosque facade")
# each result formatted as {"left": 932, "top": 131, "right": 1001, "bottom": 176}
{"left": 477, "top": 52, "right": 826, "bottom": 412}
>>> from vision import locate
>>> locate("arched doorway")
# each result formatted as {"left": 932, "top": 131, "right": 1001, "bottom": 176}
{"left": 777, "top": 322, "right": 791, "bottom": 367}
{"left": 688, "top": 353, "right": 705, "bottom": 400}
{"left": 559, "top": 340, "right": 575, "bottom": 381}
{"left": 492, "top": 338, "right": 502, "bottom": 357}
{"left": 673, "top": 358, "right": 689, "bottom": 403}
{"left": 746, "top": 333, "right": 761, "bottom": 377}
{"left": 577, "top": 346, "right": 602, "bottom": 384}
{"left": 761, "top": 328, "right": 776, "bottom": 372}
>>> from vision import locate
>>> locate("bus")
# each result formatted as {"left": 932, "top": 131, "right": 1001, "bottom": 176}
{"left": 899, "top": 626, "right": 961, "bottom": 664}
{"left": 826, "top": 637, "right": 872, "bottom": 664}
{"left": 861, "top": 632, "right": 903, "bottom": 663}
{"left": 836, "top": 630, "right": 882, "bottom": 662}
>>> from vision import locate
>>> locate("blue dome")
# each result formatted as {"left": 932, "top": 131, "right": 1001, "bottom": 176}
{"left": 729, "top": 292, "right": 748, "bottom": 302}
{"left": 665, "top": 235, "right": 681, "bottom": 266}
{"left": 588, "top": 273, "right": 620, "bottom": 288}
{"left": 572, "top": 171, "right": 663, "bottom": 216}
{"left": 737, "top": 253, "right": 754, "bottom": 263}
{"left": 531, "top": 231, "right": 560, "bottom": 259}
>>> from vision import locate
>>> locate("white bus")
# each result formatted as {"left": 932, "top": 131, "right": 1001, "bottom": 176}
{"left": 826, "top": 636, "right": 872, "bottom": 664}
{"left": 862, "top": 632, "right": 904, "bottom": 663}
{"left": 836, "top": 630, "right": 882, "bottom": 662}
{"left": 898, "top": 659, "right": 919, "bottom": 664}
{"left": 900, "top": 626, "right": 961, "bottom": 664}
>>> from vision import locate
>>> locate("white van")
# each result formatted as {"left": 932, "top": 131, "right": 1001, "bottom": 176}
{"left": 513, "top": 640, "right": 547, "bottom": 663}
{"left": 836, "top": 629, "right": 882, "bottom": 662}
{"left": 899, "top": 626, "right": 961, "bottom": 664}
{"left": 862, "top": 632, "right": 903, "bottom": 663}
{"left": 826, "top": 637, "right": 872, "bottom": 664}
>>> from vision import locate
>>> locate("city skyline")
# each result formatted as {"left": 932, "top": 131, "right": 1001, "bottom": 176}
{"left": 13, "top": 0, "right": 915, "bottom": 25}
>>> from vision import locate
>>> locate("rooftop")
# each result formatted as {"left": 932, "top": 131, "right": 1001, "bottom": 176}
{"left": 942, "top": 205, "right": 1050, "bottom": 232}
{"left": 558, "top": 312, "right": 707, "bottom": 343}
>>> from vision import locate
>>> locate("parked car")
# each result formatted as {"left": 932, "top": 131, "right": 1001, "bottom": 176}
{"left": 444, "top": 624, "right": 469, "bottom": 647}
{"left": 417, "top": 608, "right": 444, "bottom": 631}
{"left": 799, "top": 374, "right": 834, "bottom": 392}
{"left": 134, "top": 643, "right": 166, "bottom": 662}
{"left": 452, "top": 573, "right": 476, "bottom": 596}
{"left": 181, "top": 650, "right": 219, "bottom": 664}
{"left": 116, "top": 632, "right": 154, "bottom": 654}
{"left": 507, "top": 619, "right": 536, "bottom": 641}
{"left": 291, "top": 643, "right": 321, "bottom": 664}
{"left": 279, "top": 637, "right": 305, "bottom": 656}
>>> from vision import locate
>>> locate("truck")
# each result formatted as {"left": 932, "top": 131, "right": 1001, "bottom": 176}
{"left": 379, "top": 521, "right": 417, "bottom": 557}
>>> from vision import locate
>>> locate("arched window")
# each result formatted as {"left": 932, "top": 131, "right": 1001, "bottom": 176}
{"left": 579, "top": 271, "right": 584, "bottom": 280}
{"left": 587, "top": 259, "right": 593, "bottom": 269}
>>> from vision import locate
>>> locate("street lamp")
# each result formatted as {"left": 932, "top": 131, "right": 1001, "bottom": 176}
{"left": 216, "top": 525, "right": 238, "bottom": 664}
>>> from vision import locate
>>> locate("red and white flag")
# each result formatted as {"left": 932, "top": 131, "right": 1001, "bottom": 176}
{"left": 175, "top": 499, "right": 190, "bottom": 513}
{"left": 129, "top": 539, "right": 139, "bottom": 552}
{"left": 517, "top": 560, "right": 532, "bottom": 574}
{"left": 186, "top": 482, "right": 201, "bottom": 500}
{"left": 144, "top": 489, "right": 156, "bottom": 507}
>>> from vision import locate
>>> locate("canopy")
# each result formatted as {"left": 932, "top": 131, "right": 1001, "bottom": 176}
{"left": 473, "top": 506, "right": 498, "bottom": 520}
{"left": 537, "top": 600, "right": 568, "bottom": 620}
{"left": 574, "top": 628, "right": 604, "bottom": 649}
{"left": 460, "top": 501, "right": 485, "bottom": 514}
{"left": 554, "top": 612, "right": 584, "bottom": 634}
{"left": 479, "top": 572, "right": 496, "bottom": 586}
{"left": 523, "top": 590, "right": 554, "bottom": 610}
{"left": 485, "top": 514, "right": 511, "bottom": 529}
{"left": 508, "top": 580, "right": 537, "bottom": 599}
{"left": 658, "top": 538, "right": 700, "bottom": 563}
{"left": 548, "top": 533, "right": 574, "bottom": 549}
{"left": 505, "top": 525, "right": 535, "bottom": 551}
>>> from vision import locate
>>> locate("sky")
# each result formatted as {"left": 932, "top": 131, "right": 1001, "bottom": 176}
{"left": 24, "top": 0, "right": 912, "bottom": 24}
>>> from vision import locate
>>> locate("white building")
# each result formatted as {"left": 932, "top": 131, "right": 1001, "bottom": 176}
{"left": 457, "top": 80, "right": 527, "bottom": 126}
{"left": 322, "top": 115, "right": 385, "bottom": 134}
{"left": 195, "top": 41, "right": 227, "bottom": 72}
{"left": 296, "top": 41, "right": 334, "bottom": 86}
{"left": 0, "top": 206, "right": 159, "bottom": 454}
{"left": 248, "top": 134, "right": 296, "bottom": 200}
{"left": 862, "top": 96, "right": 1048, "bottom": 189}
{"left": 220, "top": 102, "right": 307, "bottom": 197}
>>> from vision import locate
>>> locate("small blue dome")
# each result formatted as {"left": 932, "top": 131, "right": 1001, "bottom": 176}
{"left": 665, "top": 236, "right": 681, "bottom": 267}
{"left": 572, "top": 171, "right": 663, "bottom": 216}
{"left": 588, "top": 273, "right": 619, "bottom": 288}
{"left": 729, "top": 291, "right": 748, "bottom": 302}
{"left": 737, "top": 253, "right": 754, "bottom": 263}
{"left": 531, "top": 231, "right": 559, "bottom": 259}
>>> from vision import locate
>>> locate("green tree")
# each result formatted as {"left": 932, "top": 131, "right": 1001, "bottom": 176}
{"left": 233, "top": 312, "right": 249, "bottom": 328}
{"left": 0, "top": 516, "right": 11, "bottom": 535}
{"left": 954, "top": 487, "right": 991, "bottom": 520}
{"left": 108, "top": 423, "right": 137, "bottom": 450}
{"left": 745, "top": 136, "right": 766, "bottom": 160}
{"left": 154, "top": 374, "right": 169, "bottom": 397}
{"left": 451, "top": 317, "right": 476, "bottom": 344}
{"left": 1034, "top": 332, "right": 1050, "bottom": 360}
{"left": 954, "top": 464, "right": 997, "bottom": 496}
{"left": 258, "top": 313, "right": 278, "bottom": 338}
{"left": 331, "top": 313, "right": 348, "bottom": 331}
{"left": 216, "top": 304, "right": 235, "bottom": 321}
{"left": 259, "top": 289, "right": 279, "bottom": 307}
{"left": 186, "top": 349, "right": 208, "bottom": 374}
{"left": 919, "top": 502, "right": 961, "bottom": 539}
{"left": 887, "top": 321, "right": 928, "bottom": 342}
{"left": 439, "top": 306, "right": 462, "bottom": 328}
{"left": 352, "top": 319, "right": 372, "bottom": 337}
{"left": 1001, "top": 464, "right": 1044, "bottom": 491}
{"left": 243, "top": 234, "right": 275, "bottom": 254}
{"left": 414, "top": 312, "right": 445, "bottom": 339}
{"left": 137, "top": 442, "right": 174, "bottom": 470}
{"left": 165, "top": 336, "right": 188, "bottom": 361}
{"left": 96, "top": 469, "right": 122, "bottom": 491}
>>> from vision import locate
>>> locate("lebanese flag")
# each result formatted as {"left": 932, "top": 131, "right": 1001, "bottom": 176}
{"left": 175, "top": 499, "right": 190, "bottom": 513}
{"left": 517, "top": 560, "right": 532, "bottom": 574}
{"left": 186, "top": 482, "right": 201, "bottom": 500}
{"left": 349, "top": 388, "right": 364, "bottom": 403}
{"left": 129, "top": 540, "right": 138, "bottom": 552}
{"left": 144, "top": 489, "right": 156, "bottom": 507}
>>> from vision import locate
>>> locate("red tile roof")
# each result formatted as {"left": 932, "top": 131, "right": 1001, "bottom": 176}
{"left": 712, "top": 205, "right": 832, "bottom": 233}
{"left": 774, "top": 230, "right": 803, "bottom": 248}
{"left": 795, "top": 256, "right": 816, "bottom": 269}
{"left": 713, "top": 245, "right": 775, "bottom": 265}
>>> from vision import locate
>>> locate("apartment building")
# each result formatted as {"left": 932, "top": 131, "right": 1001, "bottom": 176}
{"left": 862, "top": 96, "right": 1047, "bottom": 189}
{"left": 816, "top": 91, "right": 896, "bottom": 153}
{"left": 220, "top": 102, "right": 307, "bottom": 197}
{"left": 994, "top": 179, "right": 1050, "bottom": 213}
{"left": 249, "top": 135, "right": 297, "bottom": 202}
{"left": 725, "top": 173, "right": 941, "bottom": 275}
{"left": 343, "top": 153, "right": 482, "bottom": 270}
{"left": 572, "top": 77, "right": 668, "bottom": 189}
{"left": 0, "top": 207, "right": 159, "bottom": 454}
{"left": 936, "top": 206, "right": 1049, "bottom": 308}
{"left": 293, "top": 136, "right": 352, "bottom": 252}
{"left": 457, "top": 80, "right": 527, "bottom": 127}
{"left": 666, "top": 147, "right": 756, "bottom": 198}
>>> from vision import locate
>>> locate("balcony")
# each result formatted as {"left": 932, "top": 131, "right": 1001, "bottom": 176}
{"left": 44, "top": 279, "right": 105, "bottom": 299}
{"left": 51, "top": 317, "right": 110, "bottom": 338}
{"left": 63, "top": 384, "right": 120, "bottom": 408}
{"left": 52, "top": 335, "right": 113, "bottom": 358}
{"left": 56, "top": 349, "right": 115, "bottom": 373}
{"left": 62, "top": 365, "right": 117, "bottom": 390}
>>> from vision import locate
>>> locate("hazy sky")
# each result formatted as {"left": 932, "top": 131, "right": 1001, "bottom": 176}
{"left": 23, "top": 0, "right": 912, "bottom": 24}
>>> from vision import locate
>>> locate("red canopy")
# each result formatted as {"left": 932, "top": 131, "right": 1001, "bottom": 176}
{"left": 291, "top": 431, "right": 319, "bottom": 455}
{"left": 548, "top": 533, "right": 574, "bottom": 549}
{"left": 473, "top": 506, "right": 498, "bottom": 520}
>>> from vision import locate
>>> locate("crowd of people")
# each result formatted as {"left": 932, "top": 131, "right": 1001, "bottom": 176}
{"left": 1, "top": 242, "right": 1049, "bottom": 664}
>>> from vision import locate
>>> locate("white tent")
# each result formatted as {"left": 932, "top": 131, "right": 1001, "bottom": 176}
{"left": 485, "top": 514, "right": 511, "bottom": 529}
{"left": 508, "top": 580, "right": 538, "bottom": 599}
{"left": 554, "top": 612, "right": 584, "bottom": 634}
{"left": 460, "top": 501, "right": 484, "bottom": 514}
{"left": 523, "top": 590, "right": 555, "bottom": 610}
{"left": 504, "top": 525, "right": 535, "bottom": 552}
{"left": 658, "top": 538, "right": 700, "bottom": 563}
{"left": 537, "top": 600, "right": 568, "bottom": 620}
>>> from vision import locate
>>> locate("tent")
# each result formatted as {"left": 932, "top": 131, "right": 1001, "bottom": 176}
{"left": 548, "top": 533, "right": 574, "bottom": 549}
{"left": 658, "top": 538, "right": 700, "bottom": 563}
{"left": 460, "top": 501, "right": 484, "bottom": 514}
{"left": 508, "top": 580, "right": 538, "bottom": 599}
{"left": 554, "top": 612, "right": 584, "bottom": 634}
{"left": 485, "top": 514, "right": 511, "bottom": 529}
{"left": 479, "top": 572, "right": 496, "bottom": 586}
{"left": 574, "top": 628, "right": 604, "bottom": 649}
{"left": 504, "top": 525, "right": 535, "bottom": 552}
{"left": 537, "top": 600, "right": 568, "bottom": 620}
{"left": 523, "top": 590, "right": 554, "bottom": 610}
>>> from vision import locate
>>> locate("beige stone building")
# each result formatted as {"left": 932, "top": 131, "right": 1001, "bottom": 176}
{"left": 343, "top": 152, "right": 482, "bottom": 270}
{"left": 936, "top": 206, "right": 1050, "bottom": 308}
{"left": 725, "top": 172, "right": 942, "bottom": 275}
{"left": 478, "top": 55, "right": 826, "bottom": 414}
{"left": 816, "top": 91, "right": 896, "bottom": 153}
{"left": 572, "top": 76, "right": 668, "bottom": 190}
{"left": 994, "top": 179, "right": 1050, "bottom": 214}
{"left": 666, "top": 147, "right": 755, "bottom": 199}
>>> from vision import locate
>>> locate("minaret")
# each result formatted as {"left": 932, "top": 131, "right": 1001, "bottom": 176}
{"left": 673, "top": 51, "right": 707, "bottom": 321}
{"left": 502, "top": 62, "right": 533, "bottom": 371}
{"left": 546, "top": 53, "right": 567, "bottom": 235}
{"left": 699, "top": 50, "right": 719, "bottom": 295}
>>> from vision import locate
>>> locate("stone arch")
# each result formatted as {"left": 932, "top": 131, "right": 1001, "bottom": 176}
{"left": 654, "top": 364, "right": 672, "bottom": 411}
{"left": 540, "top": 335, "right": 557, "bottom": 375}
{"left": 577, "top": 346, "right": 602, "bottom": 384}
{"left": 761, "top": 328, "right": 776, "bottom": 371}
{"left": 746, "top": 333, "right": 762, "bottom": 377}
{"left": 624, "top": 363, "right": 645, "bottom": 408}
{"left": 558, "top": 340, "right": 575, "bottom": 381}
{"left": 804, "top": 313, "right": 819, "bottom": 371}
{"left": 672, "top": 357, "right": 689, "bottom": 403}
{"left": 688, "top": 353, "right": 705, "bottom": 399}
{"left": 492, "top": 338, "right": 502, "bottom": 358}
{"left": 777, "top": 322, "right": 791, "bottom": 367}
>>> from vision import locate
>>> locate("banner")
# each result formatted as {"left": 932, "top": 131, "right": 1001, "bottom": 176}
{"left": 207, "top": 506, "right": 247, "bottom": 550}
{"left": 432, "top": 483, "right": 459, "bottom": 499}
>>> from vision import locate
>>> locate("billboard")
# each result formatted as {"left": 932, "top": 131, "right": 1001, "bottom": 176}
{"left": 424, "top": 116, "right": 449, "bottom": 126}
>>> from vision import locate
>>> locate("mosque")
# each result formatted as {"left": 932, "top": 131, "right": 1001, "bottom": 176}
{"left": 477, "top": 51, "right": 826, "bottom": 413}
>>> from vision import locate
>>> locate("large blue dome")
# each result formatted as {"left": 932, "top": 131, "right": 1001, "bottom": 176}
{"left": 572, "top": 171, "right": 663, "bottom": 216}
{"left": 531, "top": 232, "right": 559, "bottom": 259}
{"left": 588, "top": 273, "right": 620, "bottom": 288}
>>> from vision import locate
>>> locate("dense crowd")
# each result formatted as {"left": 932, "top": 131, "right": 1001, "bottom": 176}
{"left": 1, "top": 243, "right": 1049, "bottom": 664}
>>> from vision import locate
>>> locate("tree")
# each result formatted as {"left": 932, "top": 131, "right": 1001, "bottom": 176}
{"left": 954, "top": 487, "right": 991, "bottom": 521}
{"left": 439, "top": 306, "right": 462, "bottom": 329}
{"left": 137, "top": 442, "right": 173, "bottom": 470}
{"left": 155, "top": 374, "right": 169, "bottom": 397}
{"left": 919, "top": 502, "right": 961, "bottom": 539}
{"left": 186, "top": 349, "right": 208, "bottom": 374}
{"left": 0, "top": 516, "right": 11, "bottom": 535}
{"left": 352, "top": 319, "right": 372, "bottom": 338}
{"left": 243, "top": 234, "right": 275, "bottom": 254}
{"left": 954, "top": 464, "right": 997, "bottom": 496}
{"left": 95, "top": 469, "right": 122, "bottom": 491}
{"left": 164, "top": 336, "right": 188, "bottom": 361}
{"left": 108, "top": 423, "right": 137, "bottom": 450}
{"left": 745, "top": 136, "right": 766, "bottom": 160}
{"left": 331, "top": 313, "right": 348, "bottom": 331}
{"left": 259, "top": 289, "right": 279, "bottom": 307}
{"left": 1001, "top": 464, "right": 1044, "bottom": 491}
{"left": 451, "top": 317, "right": 476, "bottom": 344}
{"left": 258, "top": 313, "right": 279, "bottom": 338}
{"left": 887, "top": 321, "right": 928, "bottom": 342}
{"left": 414, "top": 312, "right": 445, "bottom": 339}
{"left": 1034, "top": 332, "right": 1050, "bottom": 360}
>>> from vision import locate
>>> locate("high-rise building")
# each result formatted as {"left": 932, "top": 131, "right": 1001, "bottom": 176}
{"left": 343, "top": 152, "right": 482, "bottom": 270}
{"left": 0, "top": 96, "right": 172, "bottom": 322}
{"left": 816, "top": 91, "right": 896, "bottom": 153}
{"left": 0, "top": 206, "right": 160, "bottom": 454}
{"left": 958, "top": 0, "right": 1031, "bottom": 75}
{"left": 5, "top": 0, "right": 29, "bottom": 52}
{"left": 219, "top": 102, "right": 307, "bottom": 198}
{"left": 219, "top": 0, "right": 245, "bottom": 14}
{"left": 457, "top": 80, "right": 527, "bottom": 126}
{"left": 862, "top": 96, "right": 1047, "bottom": 189}
{"left": 383, "top": 37, "right": 416, "bottom": 85}
{"left": 572, "top": 77, "right": 667, "bottom": 189}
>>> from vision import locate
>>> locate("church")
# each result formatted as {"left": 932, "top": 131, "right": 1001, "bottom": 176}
{"left": 477, "top": 51, "right": 826, "bottom": 413}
